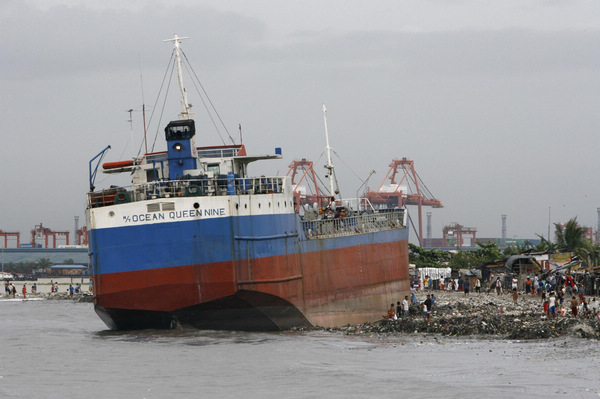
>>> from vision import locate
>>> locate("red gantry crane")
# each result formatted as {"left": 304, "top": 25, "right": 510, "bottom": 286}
{"left": 286, "top": 158, "right": 333, "bottom": 212}
{"left": 76, "top": 226, "right": 88, "bottom": 246}
{"left": 0, "top": 230, "right": 20, "bottom": 248}
{"left": 442, "top": 222, "right": 477, "bottom": 248}
{"left": 31, "top": 223, "right": 70, "bottom": 248}
{"left": 365, "top": 158, "right": 442, "bottom": 246}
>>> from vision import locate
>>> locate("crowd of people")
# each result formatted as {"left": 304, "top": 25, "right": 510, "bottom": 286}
{"left": 385, "top": 290, "right": 438, "bottom": 322}
{"left": 3, "top": 279, "right": 91, "bottom": 298}
{"left": 384, "top": 272, "right": 598, "bottom": 322}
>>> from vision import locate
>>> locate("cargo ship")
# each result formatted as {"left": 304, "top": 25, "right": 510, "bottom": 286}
{"left": 86, "top": 35, "right": 410, "bottom": 331}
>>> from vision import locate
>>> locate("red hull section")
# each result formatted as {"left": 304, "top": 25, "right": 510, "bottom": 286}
{"left": 94, "top": 240, "right": 409, "bottom": 329}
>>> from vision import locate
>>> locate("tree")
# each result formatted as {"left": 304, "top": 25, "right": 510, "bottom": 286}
{"left": 534, "top": 234, "right": 557, "bottom": 252}
{"left": 554, "top": 217, "right": 587, "bottom": 252}
{"left": 448, "top": 241, "right": 503, "bottom": 270}
{"left": 502, "top": 240, "right": 534, "bottom": 256}
{"left": 3, "top": 260, "right": 37, "bottom": 275}
{"left": 447, "top": 250, "right": 479, "bottom": 270}
{"left": 473, "top": 241, "right": 502, "bottom": 262}
{"left": 35, "top": 258, "right": 53, "bottom": 269}
{"left": 573, "top": 239, "right": 600, "bottom": 269}
{"left": 408, "top": 243, "right": 450, "bottom": 267}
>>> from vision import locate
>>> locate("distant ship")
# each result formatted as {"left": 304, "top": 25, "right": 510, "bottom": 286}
{"left": 86, "top": 35, "right": 409, "bottom": 331}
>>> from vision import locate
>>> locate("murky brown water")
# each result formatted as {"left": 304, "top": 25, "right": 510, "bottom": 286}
{"left": 1, "top": 299, "right": 599, "bottom": 398}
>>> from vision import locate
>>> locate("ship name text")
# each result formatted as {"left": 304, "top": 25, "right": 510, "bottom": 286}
{"left": 122, "top": 208, "right": 226, "bottom": 223}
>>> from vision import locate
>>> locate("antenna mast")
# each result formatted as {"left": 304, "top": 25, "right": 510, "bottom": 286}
{"left": 138, "top": 54, "right": 149, "bottom": 154}
{"left": 126, "top": 108, "right": 134, "bottom": 157}
{"left": 164, "top": 34, "right": 191, "bottom": 119}
{"left": 322, "top": 104, "right": 335, "bottom": 198}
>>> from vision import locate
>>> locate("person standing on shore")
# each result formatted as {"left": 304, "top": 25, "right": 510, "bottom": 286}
{"left": 22, "top": 284, "right": 27, "bottom": 299}
{"left": 581, "top": 297, "right": 590, "bottom": 316}
{"left": 548, "top": 292, "right": 556, "bottom": 318}
{"left": 422, "top": 295, "right": 432, "bottom": 322}
{"left": 570, "top": 296, "right": 578, "bottom": 317}
{"left": 69, "top": 284, "right": 74, "bottom": 297}
{"left": 495, "top": 278, "right": 502, "bottom": 295}
{"left": 557, "top": 291, "right": 564, "bottom": 310}
{"left": 10, "top": 284, "right": 16, "bottom": 298}
{"left": 475, "top": 277, "right": 481, "bottom": 294}
{"left": 512, "top": 288, "right": 518, "bottom": 305}
{"left": 383, "top": 303, "right": 395, "bottom": 320}
{"left": 565, "top": 274, "right": 574, "bottom": 296}
{"left": 525, "top": 277, "right": 532, "bottom": 295}
{"left": 463, "top": 279, "right": 470, "bottom": 296}
{"left": 403, "top": 295, "right": 409, "bottom": 318}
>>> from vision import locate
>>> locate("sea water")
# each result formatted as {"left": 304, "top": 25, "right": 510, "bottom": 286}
{"left": 1, "top": 299, "right": 599, "bottom": 399}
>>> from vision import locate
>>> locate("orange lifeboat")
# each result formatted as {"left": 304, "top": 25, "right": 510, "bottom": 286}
{"left": 103, "top": 160, "right": 134, "bottom": 170}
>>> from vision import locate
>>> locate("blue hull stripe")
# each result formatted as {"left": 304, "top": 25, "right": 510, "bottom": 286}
{"left": 90, "top": 214, "right": 408, "bottom": 275}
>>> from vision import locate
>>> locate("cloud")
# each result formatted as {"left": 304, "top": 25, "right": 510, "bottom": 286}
{"left": 0, "top": 2, "right": 265, "bottom": 80}
{"left": 1, "top": 0, "right": 600, "bottom": 241}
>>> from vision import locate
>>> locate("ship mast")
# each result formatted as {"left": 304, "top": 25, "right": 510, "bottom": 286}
{"left": 322, "top": 104, "right": 336, "bottom": 198}
{"left": 164, "top": 34, "right": 191, "bottom": 119}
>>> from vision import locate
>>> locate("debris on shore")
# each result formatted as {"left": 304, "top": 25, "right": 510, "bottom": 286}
{"left": 1, "top": 292, "right": 94, "bottom": 303}
{"left": 43, "top": 292, "right": 94, "bottom": 303}
{"left": 31, "top": 292, "right": 93, "bottom": 303}
{"left": 295, "top": 290, "right": 600, "bottom": 340}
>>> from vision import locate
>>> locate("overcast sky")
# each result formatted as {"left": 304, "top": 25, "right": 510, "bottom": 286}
{"left": 2, "top": 0, "right": 600, "bottom": 246}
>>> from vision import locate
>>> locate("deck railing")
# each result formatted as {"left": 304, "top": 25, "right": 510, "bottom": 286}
{"left": 301, "top": 209, "right": 405, "bottom": 239}
{"left": 88, "top": 176, "right": 285, "bottom": 208}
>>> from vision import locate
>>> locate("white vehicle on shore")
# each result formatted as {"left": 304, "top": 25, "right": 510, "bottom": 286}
{"left": 0, "top": 272, "right": 15, "bottom": 280}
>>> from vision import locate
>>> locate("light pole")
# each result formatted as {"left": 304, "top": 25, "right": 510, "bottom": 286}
{"left": 356, "top": 169, "right": 376, "bottom": 212}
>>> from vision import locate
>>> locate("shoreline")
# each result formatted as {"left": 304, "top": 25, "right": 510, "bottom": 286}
{"left": 3, "top": 277, "right": 92, "bottom": 295}
{"left": 3, "top": 287, "right": 599, "bottom": 339}
{"left": 300, "top": 290, "right": 600, "bottom": 340}
{"left": 1, "top": 289, "right": 93, "bottom": 303}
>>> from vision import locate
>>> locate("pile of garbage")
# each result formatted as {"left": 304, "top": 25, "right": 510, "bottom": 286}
{"left": 304, "top": 290, "right": 600, "bottom": 340}
{"left": 42, "top": 292, "right": 94, "bottom": 303}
